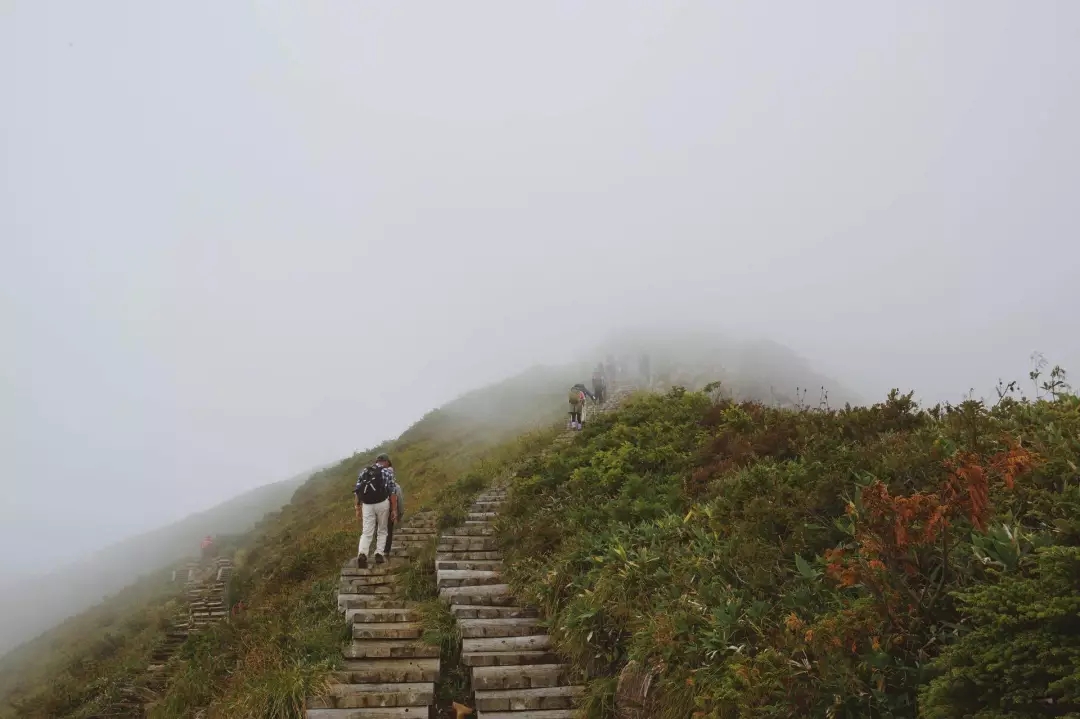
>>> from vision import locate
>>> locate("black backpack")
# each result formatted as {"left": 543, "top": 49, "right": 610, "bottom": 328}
{"left": 354, "top": 465, "right": 390, "bottom": 505}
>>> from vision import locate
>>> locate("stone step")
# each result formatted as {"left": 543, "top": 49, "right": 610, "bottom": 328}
{"left": 335, "top": 658, "right": 440, "bottom": 684}
{"left": 435, "top": 550, "right": 502, "bottom": 561}
{"left": 436, "top": 569, "right": 502, "bottom": 588}
{"left": 340, "top": 595, "right": 408, "bottom": 612}
{"left": 440, "top": 584, "right": 515, "bottom": 606}
{"left": 472, "top": 664, "right": 572, "bottom": 690}
{"left": 462, "top": 635, "right": 552, "bottom": 653}
{"left": 452, "top": 605, "right": 538, "bottom": 620}
{"left": 353, "top": 622, "right": 423, "bottom": 640}
{"left": 435, "top": 559, "right": 503, "bottom": 571}
{"left": 306, "top": 682, "right": 434, "bottom": 710}
{"left": 459, "top": 617, "right": 544, "bottom": 639}
{"left": 463, "top": 650, "right": 560, "bottom": 667}
{"left": 468, "top": 512, "right": 497, "bottom": 520}
{"left": 306, "top": 708, "right": 432, "bottom": 718}
{"left": 472, "top": 502, "right": 504, "bottom": 512}
{"left": 477, "top": 710, "right": 575, "bottom": 719}
{"left": 343, "top": 640, "right": 440, "bottom": 660}
{"left": 474, "top": 685, "right": 583, "bottom": 712}
{"left": 348, "top": 608, "right": 418, "bottom": 624}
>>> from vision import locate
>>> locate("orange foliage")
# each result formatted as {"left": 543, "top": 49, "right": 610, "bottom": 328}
{"left": 822, "top": 439, "right": 1037, "bottom": 619}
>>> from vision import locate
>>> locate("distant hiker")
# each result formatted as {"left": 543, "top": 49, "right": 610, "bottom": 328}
{"left": 383, "top": 465, "right": 406, "bottom": 555}
{"left": 568, "top": 383, "right": 596, "bottom": 430}
{"left": 354, "top": 453, "right": 399, "bottom": 568}
{"left": 592, "top": 363, "right": 607, "bottom": 404}
{"left": 639, "top": 353, "right": 651, "bottom": 388}
{"left": 200, "top": 535, "right": 215, "bottom": 560}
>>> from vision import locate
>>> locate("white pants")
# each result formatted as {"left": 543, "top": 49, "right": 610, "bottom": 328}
{"left": 358, "top": 499, "right": 390, "bottom": 557}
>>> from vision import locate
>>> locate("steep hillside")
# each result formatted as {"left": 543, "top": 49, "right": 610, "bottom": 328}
{"left": 0, "top": 362, "right": 582, "bottom": 719}
{"left": 496, "top": 386, "right": 1080, "bottom": 717}
{"left": 0, "top": 470, "right": 317, "bottom": 658}
{"left": 6, "top": 346, "right": 1036, "bottom": 719}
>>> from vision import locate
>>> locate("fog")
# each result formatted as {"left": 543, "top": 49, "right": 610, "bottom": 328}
{"left": 3, "top": 2, "right": 1078, "bottom": 579}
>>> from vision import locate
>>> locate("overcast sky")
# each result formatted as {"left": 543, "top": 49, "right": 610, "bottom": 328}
{"left": 3, "top": 2, "right": 1078, "bottom": 572}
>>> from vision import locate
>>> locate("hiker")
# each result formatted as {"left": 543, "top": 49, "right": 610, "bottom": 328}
{"left": 568, "top": 383, "right": 596, "bottom": 430}
{"left": 383, "top": 468, "right": 406, "bottom": 555}
{"left": 200, "top": 535, "right": 215, "bottom": 560}
{"left": 592, "top": 363, "right": 607, "bottom": 404}
{"left": 639, "top": 353, "right": 651, "bottom": 388}
{"left": 354, "top": 453, "right": 399, "bottom": 568}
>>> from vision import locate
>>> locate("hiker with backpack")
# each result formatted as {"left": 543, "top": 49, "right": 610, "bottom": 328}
{"left": 568, "top": 383, "right": 596, "bottom": 430}
{"left": 353, "top": 453, "right": 399, "bottom": 568}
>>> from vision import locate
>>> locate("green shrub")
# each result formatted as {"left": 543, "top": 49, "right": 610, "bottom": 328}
{"left": 920, "top": 545, "right": 1080, "bottom": 717}
{"left": 497, "top": 387, "right": 1080, "bottom": 718}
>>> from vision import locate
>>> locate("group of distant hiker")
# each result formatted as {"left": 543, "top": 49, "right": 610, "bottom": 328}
{"left": 353, "top": 452, "right": 405, "bottom": 568}
{"left": 567, "top": 353, "right": 651, "bottom": 430}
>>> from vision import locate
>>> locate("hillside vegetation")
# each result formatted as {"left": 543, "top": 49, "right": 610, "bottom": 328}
{"left": 6, "top": 347, "right": 1075, "bottom": 719}
{"left": 0, "top": 363, "right": 581, "bottom": 719}
{"left": 496, "top": 380, "right": 1080, "bottom": 717}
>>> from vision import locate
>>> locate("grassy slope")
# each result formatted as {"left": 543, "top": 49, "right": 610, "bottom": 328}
{"left": 0, "top": 471, "right": 316, "bottom": 659}
{"left": 497, "top": 387, "right": 1080, "bottom": 718}
{"left": 0, "top": 363, "right": 579, "bottom": 719}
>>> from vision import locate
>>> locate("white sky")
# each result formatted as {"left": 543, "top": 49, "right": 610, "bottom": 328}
{"left": 3, "top": 2, "right": 1078, "bottom": 571}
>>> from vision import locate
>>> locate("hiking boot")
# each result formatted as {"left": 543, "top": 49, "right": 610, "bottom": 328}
{"left": 356, "top": 554, "right": 367, "bottom": 569}
{"left": 374, "top": 553, "right": 385, "bottom": 564}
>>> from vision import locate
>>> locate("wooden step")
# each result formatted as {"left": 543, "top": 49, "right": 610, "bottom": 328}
{"left": 452, "top": 605, "right": 537, "bottom": 620}
{"left": 352, "top": 622, "right": 423, "bottom": 640}
{"left": 339, "top": 582, "right": 397, "bottom": 595}
{"left": 306, "top": 708, "right": 431, "bottom": 718}
{"left": 306, "top": 682, "right": 434, "bottom": 710}
{"left": 436, "top": 537, "right": 499, "bottom": 552}
{"left": 435, "top": 550, "right": 502, "bottom": 561}
{"left": 459, "top": 617, "right": 543, "bottom": 639}
{"left": 473, "top": 685, "right": 583, "bottom": 712}
{"left": 343, "top": 640, "right": 440, "bottom": 660}
{"left": 463, "top": 650, "right": 560, "bottom": 667}
{"left": 462, "top": 635, "right": 552, "bottom": 653}
{"left": 436, "top": 569, "right": 502, "bottom": 588}
{"left": 472, "top": 664, "right": 572, "bottom": 690}
{"left": 335, "top": 658, "right": 440, "bottom": 684}
{"left": 440, "top": 584, "right": 515, "bottom": 606}
{"left": 349, "top": 608, "right": 418, "bottom": 624}
{"left": 341, "top": 595, "right": 408, "bottom": 612}
{"left": 441, "top": 525, "right": 495, "bottom": 537}
{"left": 341, "top": 574, "right": 400, "bottom": 587}
{"left": 341, "top": 564, "right": 405, "bottom": 577}
{"left": 476, "top": 710, "right": 575, "bottom": 719}
{"left": 435, "top": 559, "right": 503, "bottom": 571}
